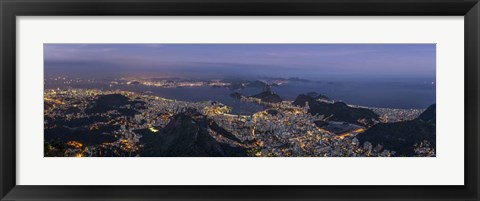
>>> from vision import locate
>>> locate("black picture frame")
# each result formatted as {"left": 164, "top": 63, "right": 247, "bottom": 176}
{"left": 1, "top": 0, "right": 479, "bottom": 200}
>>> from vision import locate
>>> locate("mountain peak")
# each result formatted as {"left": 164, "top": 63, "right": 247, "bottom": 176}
{"left": 250, "top": 91, "right": 283, "bottom": 103}
{"left": 140, "top": 109, "right": 247, "bottom": 157}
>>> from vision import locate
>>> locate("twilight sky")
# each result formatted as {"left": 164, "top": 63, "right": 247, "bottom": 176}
{"left": 44, "top": 44, "right": 436, "bottom": 80}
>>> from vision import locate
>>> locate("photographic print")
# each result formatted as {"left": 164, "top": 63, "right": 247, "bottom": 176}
{"left": 43, "top": 44, "right": 436, "bottom": 157}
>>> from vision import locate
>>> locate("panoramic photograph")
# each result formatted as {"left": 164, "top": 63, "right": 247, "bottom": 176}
{"left": 43, "top": 44, "right": 436, "bottom": 157}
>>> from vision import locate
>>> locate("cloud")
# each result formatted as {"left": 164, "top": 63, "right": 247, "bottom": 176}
{"left": 43, "top": 44, "right": 436, "bottom": 78}
{"left": 264, "top": 49, "right": 382, "bottom": 58}
{"left": 141, "top": 44, "right": 166, "bottom": 48}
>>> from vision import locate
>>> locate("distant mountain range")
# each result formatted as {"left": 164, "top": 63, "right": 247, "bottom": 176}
{"left": 258, "top": 76, "right": 311, "bottom": 83}
{"left": 356, "top": 104, "right": 436, "bottom": 156}
{"left": 223, "top": 79, "right": 270, "bottom": 90}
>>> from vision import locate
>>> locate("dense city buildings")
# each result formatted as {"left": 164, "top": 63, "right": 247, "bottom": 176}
{"left": 44, "top": 44, "right": 436, "bottom": 157}
{"left": 44, "top": 82, "right": 435, "bottom": 157}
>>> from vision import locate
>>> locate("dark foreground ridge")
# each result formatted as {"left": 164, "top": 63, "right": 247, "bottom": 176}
{"left": 417, "top": 104, "right": 436, "bottom": 123}
{"left": 44, "top": 88, "right": 436, "bottom": 157}
{"left": 356, "top": 104, "right": 436, "bottom": 156}
{"left": 140, "top": 109, "right": 247, "bottom": 157}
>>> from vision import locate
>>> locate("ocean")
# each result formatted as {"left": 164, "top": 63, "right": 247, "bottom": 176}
{"left": 45, "top": 79, "right": 435, "bottom": 115}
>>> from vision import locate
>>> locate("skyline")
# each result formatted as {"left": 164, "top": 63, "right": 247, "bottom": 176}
{"left": 44, "top": 44, "right": 436, "bottom": 80}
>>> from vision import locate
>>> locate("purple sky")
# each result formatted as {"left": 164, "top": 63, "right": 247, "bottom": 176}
{"left": 44, "top": 44, "right": 436, "bottom": 79}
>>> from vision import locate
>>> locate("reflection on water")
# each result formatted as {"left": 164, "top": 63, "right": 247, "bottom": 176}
{"left": 270, "top": 81, "right": 435, "bottom": 109}
{"left": 45, "top": 79, "right": 436, "bottom": 115}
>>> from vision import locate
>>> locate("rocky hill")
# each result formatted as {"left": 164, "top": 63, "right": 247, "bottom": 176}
{"left": 293, "top": 94, "right": 379, "bottom": 126}
{"left": 250, "top": 91, "right": 283, "bottom": 103}
{"left": 356, "top": 104, "right": 436, "bottom": 156}
{"left": 140, "top": 109, "right": 247, "bottom": 157}
{"left": 85, "top": 94, "right": 145, "bottom": 116}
